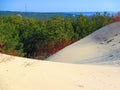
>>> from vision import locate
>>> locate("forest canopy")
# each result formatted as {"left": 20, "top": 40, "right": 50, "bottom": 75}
{"left": 0, "top": 12, "right": 116, "bottom": 59}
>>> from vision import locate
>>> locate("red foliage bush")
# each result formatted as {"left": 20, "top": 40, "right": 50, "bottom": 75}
{"left": 35, "top": 39, "right": 77, "bottom": 59}
{"left": 113, "top": 12, "right": 120, "bottom": 22}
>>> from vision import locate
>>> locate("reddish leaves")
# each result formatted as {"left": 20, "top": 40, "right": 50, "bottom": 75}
{"left": 113, "top": 12, "right": 120, "bottom": 22}
{"left": 35, "top": 39, "right": 76, "bottom": 59}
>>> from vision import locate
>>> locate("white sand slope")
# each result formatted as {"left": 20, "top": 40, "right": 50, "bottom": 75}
{"left": 0, "top": 54, "right": 120, "bottom": 90}
{"left": 47, "top": 22, "right": 120, "bottom": 65}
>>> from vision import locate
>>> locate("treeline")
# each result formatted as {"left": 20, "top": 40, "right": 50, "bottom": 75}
{"left": 0, "top": 11, "right": 75, "bottom": 20}
{"left": 0, "top": 12, "right": 115, "bottom": 59}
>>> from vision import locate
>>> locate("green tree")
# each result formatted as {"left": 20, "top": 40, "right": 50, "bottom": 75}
{"left": 0, "top": 23, "right": 24, "bottom": 56}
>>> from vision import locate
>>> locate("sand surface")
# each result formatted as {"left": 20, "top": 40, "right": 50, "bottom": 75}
{"left": 0, "top": 54, "right": 120, "bottom": 90}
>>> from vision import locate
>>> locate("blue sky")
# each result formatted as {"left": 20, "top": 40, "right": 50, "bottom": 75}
{"left": 0, "top": 0, "right": 120, "bottom": 12}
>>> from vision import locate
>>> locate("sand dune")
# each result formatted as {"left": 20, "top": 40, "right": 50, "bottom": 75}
{"left": 47, "top": 22, "right": 120, "bottom": 65}
{"left": 0, "top": 54, "right": 120, "bottom": 90}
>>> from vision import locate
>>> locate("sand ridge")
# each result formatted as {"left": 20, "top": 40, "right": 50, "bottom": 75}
{"left": 47, "top": 22, "right": 120, "bottom": 65}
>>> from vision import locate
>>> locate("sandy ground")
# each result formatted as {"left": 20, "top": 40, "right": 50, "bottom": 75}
{"left": 47, "top": 22, "right": 120, "bottom": 65}
{"left": 0, "top": 54, "right": 120, "bottom": 90}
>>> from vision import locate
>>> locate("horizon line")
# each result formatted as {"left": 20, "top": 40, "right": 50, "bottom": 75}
{"left": 0, "top": 10, "right": 119, "bottom": 13}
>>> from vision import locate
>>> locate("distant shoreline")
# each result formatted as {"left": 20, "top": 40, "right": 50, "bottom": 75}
{"left": 0, "top": 11, "right": 118, "bottom": 16}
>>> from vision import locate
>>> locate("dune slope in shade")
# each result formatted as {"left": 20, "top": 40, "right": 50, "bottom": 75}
{"left": 0, "top": 54, "right": 120, "bottom": 90}
{"left": 47, "top": 22, "right": 120, "bottom": 65}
